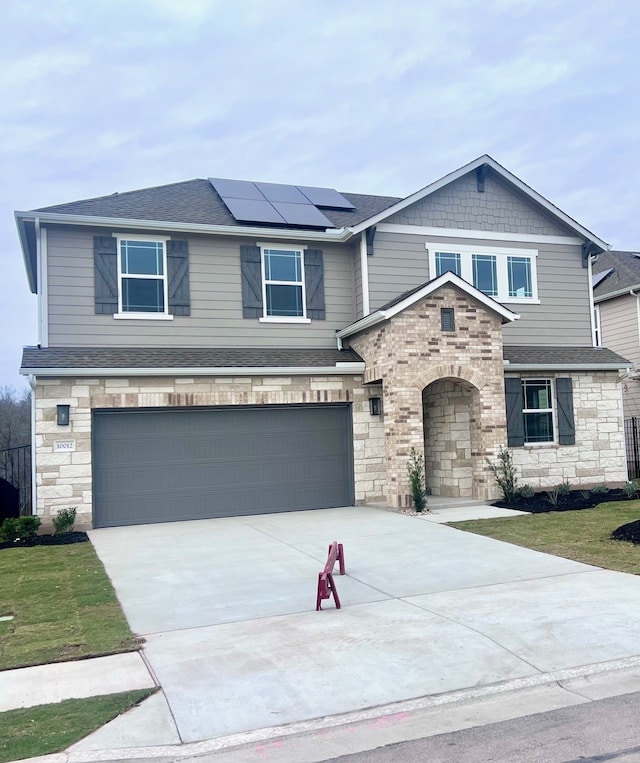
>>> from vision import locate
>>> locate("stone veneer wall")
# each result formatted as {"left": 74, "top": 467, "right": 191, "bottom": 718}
{"left": 506, "top": 372, "right": 627, "bottom": 487}
{"left": 348, "top": 285, "right": 508, "bottom": 505}
{"left": 423, "top": 379, "right": 479, "bottom": 497}
{"left": 35, "top": 374, "right": 386, "bottom": 528}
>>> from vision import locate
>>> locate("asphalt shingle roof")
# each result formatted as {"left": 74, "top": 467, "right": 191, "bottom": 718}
{"left": 503, "top": 345, "right": 630, "bottom": 367}
{"left": 34, "top": 179, "right": 400, "bottom": 230}
{"left": 20, "top": 346, "right": 363, "bottom": 371}
{"left": 592, "top": 250, "right": 640, "bottom": 299}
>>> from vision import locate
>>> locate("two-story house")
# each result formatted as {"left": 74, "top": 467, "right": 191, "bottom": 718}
{"left": 592, "top": 250, "right": 640, "bottom": 417}
{"left": 16, "top": 155, "right": 630, "bottom": 529}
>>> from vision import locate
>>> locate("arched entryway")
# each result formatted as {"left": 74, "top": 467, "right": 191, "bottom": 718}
{"left": 422, "top": 377, "right": 483, "bottom": 498}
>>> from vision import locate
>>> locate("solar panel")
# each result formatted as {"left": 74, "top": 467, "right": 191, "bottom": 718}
{"left": 255, "top": 182, "right": 308, "bottom": 204}
{"left": 209, "top": 178, "right": 264, "bottom": 200}
{"left": 592, "top": 268, "right": 613, "bottom": 288}
{"left": 272, "top": 202, "right": 334, "bottom": 227}
{"left": 223, "top": 198, "right": 286, "bottom": 224}
{"left": 297, "top": 186, "right": 355, "bottom": 209}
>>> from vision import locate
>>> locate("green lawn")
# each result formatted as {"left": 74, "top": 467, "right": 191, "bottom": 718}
{"left": 450, "top": 501, "right": 640, "bottom": 575}
{"left": 0, "top": 689, "right": 155, "bottom": 762}
{"left": 0, "top": 542, "right": 138, "bottom": 670}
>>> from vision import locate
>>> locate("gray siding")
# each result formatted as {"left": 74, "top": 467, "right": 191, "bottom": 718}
{"left": 369, "top": 231, "right": 592, "bottom": 346}
{"left": 386, "top": 171, "right": 572, "bottom": 236}
{"left": 598, "top": 295, "right": 640, "bottom": 417}
{"left": 46, "top": 225, "right": 356, "bottom": 348}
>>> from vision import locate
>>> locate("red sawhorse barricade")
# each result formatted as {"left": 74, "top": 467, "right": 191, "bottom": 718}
{"left": 316, "top": 541, "right": 345, "bottom": 611}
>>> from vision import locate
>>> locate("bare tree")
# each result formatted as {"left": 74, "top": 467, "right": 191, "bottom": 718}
{"left": 0, "top": 386, "right": 31, "bottom": 451}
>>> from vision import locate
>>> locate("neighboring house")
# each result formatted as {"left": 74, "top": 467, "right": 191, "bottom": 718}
{"left": 16, "top": 155, "right": 631, "bottom": 529}
{"left": 592, "top": 250, "right": 640, "bottom": 416}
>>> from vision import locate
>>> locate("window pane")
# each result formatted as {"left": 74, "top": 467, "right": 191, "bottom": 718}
{"left": 524, "top": 412, "right": 554, "bottom": 442}
{"left": 508, "top": 256, "right": 532, "bottom": 298}
{"left": 524, "top": 380, "right": 551, "bottom": 410}
{"left": 435, "top": 252, "right": 461, "bottom": 277}
{"left": 121, "top": 241, "right": 163, "bottom": 276}
{"left": 266, "top": 284, "right": 303, "bottom": 316}
{"left": 122, "top": 278, "right": 164, "bottom": 312}
{"left": 264, "top": 249, "right": 301, "bottom": 282}
{"left": 472, "top": 254, "right": 497, "bottom": 296}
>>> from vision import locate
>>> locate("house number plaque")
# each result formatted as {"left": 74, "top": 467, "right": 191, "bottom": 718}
{"left": 54, "top": 440, "right": 76, "bottom": 452}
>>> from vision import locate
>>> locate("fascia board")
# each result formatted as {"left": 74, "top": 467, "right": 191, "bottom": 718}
{"left": 15, "top": 213, "right": 37, "bottom": 293}
{"left": 504, "top": 362, "right": 631, "bottom": 371}
{"left": 20, "top": 363, "right": 366, "bottom": 377}
{"left": 348, "top": 155, "right": 610, "bottom": 251}
{"left": 14, "top": 211, "right": 351, "bottom": 243}
{"left": 593, "top": 285, "right": 640, "bottom": 303}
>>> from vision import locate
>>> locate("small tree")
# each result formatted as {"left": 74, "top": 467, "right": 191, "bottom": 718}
{"left": 487, "top": 447, "right": 520, "bottom": 503}
{"left": 407, "top": 447, "right": 428, "bottom": 512}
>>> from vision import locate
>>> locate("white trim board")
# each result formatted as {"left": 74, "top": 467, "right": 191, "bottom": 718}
{"left": 20, "top": 364, "right": 366, "bottom": 378}
{"left": 376, "top": 223, "right": 584, "bottom": 246}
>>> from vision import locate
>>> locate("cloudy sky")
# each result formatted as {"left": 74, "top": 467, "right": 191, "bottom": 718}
{"left": 1, "top": 0, "right": 639, "bottom": 387}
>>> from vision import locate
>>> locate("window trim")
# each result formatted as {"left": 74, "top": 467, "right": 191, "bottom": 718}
{"left": 426, "top": 243, "right": 539, "bottom": 304}
{"left": 258, "top": 243, "right": 311, "bottom": 323}
{"left": 114, "top": 234, "right": 172, "bottom": 319}
{"left": 522, "top": 378, "right": 556, "bottom": 446}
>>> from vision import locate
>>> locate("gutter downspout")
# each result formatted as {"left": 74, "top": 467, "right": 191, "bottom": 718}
{"left": 27, "top": 374, "right": 37, "bottom": 518}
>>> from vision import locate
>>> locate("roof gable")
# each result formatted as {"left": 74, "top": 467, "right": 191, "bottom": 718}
{"left": 336, "top": 271, "right": 519, "bottom": 343}
{"left": 350, "top": 155, "right": 608, "bottom": 250}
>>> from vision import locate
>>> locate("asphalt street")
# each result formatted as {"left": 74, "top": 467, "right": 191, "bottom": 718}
{"left": 323, "top": 690, "right": 640, "bottom": 763}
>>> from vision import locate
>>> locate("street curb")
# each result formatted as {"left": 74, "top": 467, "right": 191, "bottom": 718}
{"left": 14, "top": 654, "right": 640, "bottom": 763}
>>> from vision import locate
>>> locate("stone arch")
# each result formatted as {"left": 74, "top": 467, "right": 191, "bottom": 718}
{"left": 410, "top": 363, "right": 489, "bottom": 393}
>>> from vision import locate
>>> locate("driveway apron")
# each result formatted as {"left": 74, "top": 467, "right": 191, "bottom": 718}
{"left": 89, "top": 507, "right": 640, "bottom": 743}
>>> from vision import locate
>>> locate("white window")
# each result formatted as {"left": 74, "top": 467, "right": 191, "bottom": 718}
{"left": 116, "top": 236, "right": 169, "bottom": 316}
{"left": 259, "top": 245, "right": 310, "bottom": 322}
{"left": 522, "top": 379, "right": 554, "bottom": 444}
{"left": 593, "top": 305, "right": 601, "bottom": 347}
{"left": 428, "top": 243, "right": 538, "bottom": 303}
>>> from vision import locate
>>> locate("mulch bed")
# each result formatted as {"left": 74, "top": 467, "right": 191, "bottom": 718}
{"left": 611, "top": 519, "right": 640, "bottom": 545}
{"left": 0, "top": 532, "right": 89, "bottom": 551}
{"left": 495, "top": 488, "right": 631, "bottom": 514}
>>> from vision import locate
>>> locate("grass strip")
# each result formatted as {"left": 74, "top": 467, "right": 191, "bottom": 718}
{"left": 0, "top": 542, "right": 137, "bottom": 670}
{"left": 449, "top": 501, "right": 640, "bottom": 575}
{"left": 0, "top": 689, "right": 155, "bottom": 762}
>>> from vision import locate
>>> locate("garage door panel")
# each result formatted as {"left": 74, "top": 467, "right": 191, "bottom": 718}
{"left": 93, "top": 405, "right": 353, "bottom": 527}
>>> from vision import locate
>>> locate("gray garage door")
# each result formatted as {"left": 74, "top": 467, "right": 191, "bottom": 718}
{"left": 92, "top": 404, "right": 353, "bottom": 528}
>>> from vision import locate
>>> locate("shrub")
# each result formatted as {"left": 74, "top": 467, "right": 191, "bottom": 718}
{"left": 53, "top": 507, "right": 77, "bottom": 535}
{"left": 407, "top": 448, "right": 428, "bottom": 513}
{"left": 0, "top": 515, "right": 41, "bottom": 542}
{"left": 623, "top": 481, "right": 640, "bottom": 499}
{"left": 579, "top": 489, "right": 591, "bottom": 500}
{"left": 557, "top": 480, "right": 572, "bottom": 497}
{"left": 545, "top": 485, "right": 562, "bottom": 507}
{"left": 518, "top": 484, "right": 535, "bottom": 499}
{"left": 487, "top": 447, "right": 520, "bottom": 503}
{"left": 592, "top": 484, "right": 609, "bottom": 496}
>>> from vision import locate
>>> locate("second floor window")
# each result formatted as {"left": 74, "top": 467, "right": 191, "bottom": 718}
{"left": 119, "top": 238, "right": 167, "bottom": 313}
{"left": 262, "top": 247, "right": 305, "bottom": 318}
{"left": 429, "top": 243, "right": 538, "bottom": 303}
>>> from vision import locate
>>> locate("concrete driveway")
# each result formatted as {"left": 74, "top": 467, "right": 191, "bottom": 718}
{"left": 87, "top": 507, "right": 640, "bottom": 745}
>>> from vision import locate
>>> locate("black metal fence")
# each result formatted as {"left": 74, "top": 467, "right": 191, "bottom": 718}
{"left": 0, "top": 445, "right": 32, "bottom": 516}
{"left": 625, "top": 418, "right": 640, "bottom": 480}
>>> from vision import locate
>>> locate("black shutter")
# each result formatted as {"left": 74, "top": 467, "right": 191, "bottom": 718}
{"left": 167, "top": 240, "right": 191, "bottom": 316}
{"left": 505, "top": 378, "right": 525, "bottom": 447}
{"left": 305, "top": 249, "right": 326, "bottom": 320}
{"left": 556, "top": 377, "right": 576, "bottom": 445}
{"left": 94, "top": 236, "right": 118, "bottom": 314}
{"left": 240, "top": 245, "right": 263, "bottom": 318}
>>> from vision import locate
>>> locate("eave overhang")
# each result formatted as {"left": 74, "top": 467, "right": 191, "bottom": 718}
{"left": 19, "top": 363, "right": 366, "bottom": 378}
